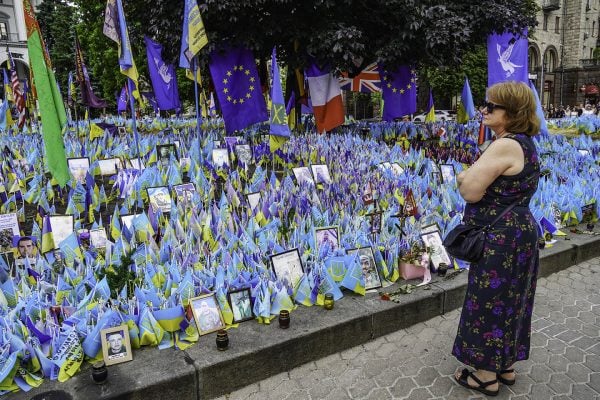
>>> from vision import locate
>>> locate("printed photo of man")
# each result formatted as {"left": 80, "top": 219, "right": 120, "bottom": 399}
{"left": 107, "top": 330, "right": 127, "bottom": 359}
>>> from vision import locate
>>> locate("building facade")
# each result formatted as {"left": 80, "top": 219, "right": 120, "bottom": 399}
{"left": 529, "top": 0, "right": 600, "bottom": 109}
{"left": 0, "top": 0, "right": 42, "bottom": 84}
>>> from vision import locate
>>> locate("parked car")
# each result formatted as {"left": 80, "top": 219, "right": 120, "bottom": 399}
{"left": 412, "top": 109, "right": 456, "bottom": 122}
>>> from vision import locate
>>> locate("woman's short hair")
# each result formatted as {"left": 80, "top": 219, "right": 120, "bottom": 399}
{"left": 487, "top": 81, "right": 541, "bottom": 136}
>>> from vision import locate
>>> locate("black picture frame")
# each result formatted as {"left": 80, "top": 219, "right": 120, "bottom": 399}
{"left": 269, "top": 248, "right": 305, "bottom": 288}
{"left": 227, "top": 288, "right": 254, "bottom": 323}
{"left": 234, "top": 144, "right": 253, "bottom": 165}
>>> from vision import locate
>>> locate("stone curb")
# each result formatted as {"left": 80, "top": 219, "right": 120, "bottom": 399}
{"left": 12, "top": 229, "right": 600, "bottom": 400}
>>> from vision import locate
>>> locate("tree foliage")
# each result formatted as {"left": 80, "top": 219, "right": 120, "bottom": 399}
{"left": 34, "top": 0, "right": 539, "bottom": 110}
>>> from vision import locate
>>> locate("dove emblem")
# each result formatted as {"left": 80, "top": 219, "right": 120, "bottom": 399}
{"left": 497, "top": 38, "right": 522, "bottom": 78}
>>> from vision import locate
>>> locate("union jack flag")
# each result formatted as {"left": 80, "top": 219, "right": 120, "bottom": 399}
{"left": 339, "top": 62, "right": 381, "bottom": 93}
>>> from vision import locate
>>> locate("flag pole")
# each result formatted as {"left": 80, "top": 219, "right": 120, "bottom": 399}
{"left": 193, "top": 57, "right": 202, "bottom": 161}
{"left": 128, "top": 78, "right": 142, "bottom": 170}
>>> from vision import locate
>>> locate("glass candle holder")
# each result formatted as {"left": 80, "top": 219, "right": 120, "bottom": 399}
{"left": 278, "top": 310, "right": 290, "bottom": 329}
{"left": 216, "top": 329, "right": 229, "bottom": 351}
{"left": 91, "top": 361, "right": 108, "bottom": 385}
{"left": 323, "top": 293, "right": 334, "bottom": 310}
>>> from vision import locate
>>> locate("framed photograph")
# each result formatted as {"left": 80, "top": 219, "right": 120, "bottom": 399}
{"left": 362, "top": 182, "right": 374, "bottom": 205}
{"left": 235, "top": 144, "right": 253, "bottom": 165}
{"left": 315, "top": 226, "right": 340, "bottom": 252}
{"left": 14, "top": 236, "right": 38, "bottom": 260}
{"left": 157, "top": 144, "right": 178, "bottom": 166}
{"left": 90, "top": 228, "right": 108, "bottom": 249}
{"left": 578, "top": 149, "right": 590, "bottom": 156}
{"left": 390, "top": 163, "right": 404, "bottom": 176}
{"left": 420, "top": 230, "right": 452, "bottom": 271}
{"left": 347, "top": 246, "right": 382, "bottom": 290}
{"left": 581, "top": 202, "right": 596, "bottom": 223}
{"left": 310, "top": 164, "right": 332, "bottom": 184}
{"left": 212, "top": 148, "right": 230, "bottom": 168}
{"left": 146, "top": 186, "right": 172, "bottom": 214}
{"left": 173, "top": 183, "right": 196, "bottom": 204}
{"left": 440, "top": 164, "right": 456, "bottom": 184}
{"left": 126, "top": 158, "right": 144, "bottom": 170}
{"left": 403, "top": 189, "right": 418, "bottom": 217}
{"left": 552, "top": 204, "right": 563, "bottom": 229}
{"left": 269, "top": 248, "right": 304, "bottom": 288}
{"left": 420, "top": 223, "right": 441, "bottom": 235}
{"left": 246, "top": 192, "right": 261, "bottom": 211}
{"left": 117, "top": 126, "right": 127, "bottom": 136}
{"left": 101, "top": 325, "right": 133, "bottom": 366}
{"left": 47, "top": 215, "right": 74, "bottom": 250}
{"left": 0, "top": 213, "right": 20, "bottom": 252}
{"left": 431, "top": 171, "right": 442, "bottom": 184}
{"left": 227, "top": 288, "right": 254, "bottom": 323}
{"left": 292, "top": 166, "right": 315, "bottom": 186}
{"left": 369, "top": 212, "right": 382, "bottom": 234}
{"left": 190, "top": 293, "right": 226, "bottom": 335}
{"left": 98, "top": 158, "right": 123, "bottom": 176}
{"left": 67, "top": 157, "right": 90, "bottom": 185}
{"left": 120, "top": 213, "right": 141, "bottom": 233}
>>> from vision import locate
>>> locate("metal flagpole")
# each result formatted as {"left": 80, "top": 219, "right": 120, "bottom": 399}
{"left": 193, "top": 57, "right": 203, "bottom": 161}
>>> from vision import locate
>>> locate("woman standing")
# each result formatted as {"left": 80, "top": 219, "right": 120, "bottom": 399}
{"left": 452, "top": 81, "right": 541, "bottom": 396}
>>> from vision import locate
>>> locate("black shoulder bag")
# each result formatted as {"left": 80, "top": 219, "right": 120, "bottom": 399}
{"left": 442, "top": 201, "right": 519, "bottom": 263}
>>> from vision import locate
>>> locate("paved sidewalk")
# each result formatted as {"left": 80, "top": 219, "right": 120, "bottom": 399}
{"left": 219, "top": 257, "right": 600, "bottom": 400}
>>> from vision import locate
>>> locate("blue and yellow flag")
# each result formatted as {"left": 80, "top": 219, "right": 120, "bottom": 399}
{"left": 103, "top": 0, "right": 140, "bottom": 99}
{"left": 456, "top": 76, "right": 476, "bottom": 123}
{"left": 424, "top": 89, "right": 435, "bottom": 123}
{"left": 269, "top": 47, "right": 291, "bottom": 152}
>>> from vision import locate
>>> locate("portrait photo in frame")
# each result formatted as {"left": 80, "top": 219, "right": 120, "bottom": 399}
{"left": 292, "top": 166, "right": 315, "bottom": 186}
{"left": 212, "top": 148, "right": 230, "bottom": 168}
{"left": 98, "top": 158, "right": 123, "bottom": 176}
{"left": 227, "top": 288, "right": 254, "bottom": 323}
{"left": 440, "top": 164, "right": 456, "bottom": 184}
{"left": 156, "top": 144, "right": 178, "bottom": 166}
{"left": 117, "top": 126, "right": 127, "bottom": 136}
{"left": 173, "top": 183, "right": 196, "bottom": 204}
{"left": 270, "top": 248, "right": 305, "bottom": 289}
{"left": 235, "top": 144, "right": 253, "bottom": 166}
{"left": 0, "top": 213, "right": 20, "bottom": 253}
{"left": 146, "top": 186, "right": 172, "bottom": 214}
{"left": 101, "top": 324, "right": 133, "bottom": 366}
{"left": 310, "top": 164, "right": 332, "bottom": 184}
{"left": 420, "top": 230, "right": 452, "bottom": 271}
{"left": 190, "top": 293, "right": 225, "bottom": 336}
{"left": 120, "top": 213, "right": 141, "bottom": 233}
{"left": 369, "top": 212, "right": 382, "bottom": 234}
{"left": 362, "top": 182, "right": 374, "bottom": 205}
{"left": 89, "top": 228, "right": 108, "bottom": 249}
{"left": 67, "top": 157, "right": 90, "bottom": 185}
{"left": 126, "top": 157, "right": 145, "bottom": 170}
{"left": 420, "top": 222, "right": 441, "bottom": 236}
{"left": 315, "top": 226, "right": 340, "bottom": 253}
{"left": 47, "top": 215, "right": 74, "bottom": 250}
{"left": 347, "top": 246, "right": 382, "bottom": 290}
{"left": 246, "top": 192, "right": 261, "bottom": 211}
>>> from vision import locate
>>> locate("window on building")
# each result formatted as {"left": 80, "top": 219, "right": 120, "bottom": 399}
{"left": 0, "top": 22, "right": 7, "bottom": 41}
{"left": 556, "top": 17, "right": 561, "bottom": 34}
{"left": 543, "top": 14, "right": 549, "bottom": 31}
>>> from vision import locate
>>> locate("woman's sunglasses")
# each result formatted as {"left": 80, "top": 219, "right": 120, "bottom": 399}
{"left": 485, "top": 102, "right": 506, "bottom": 114}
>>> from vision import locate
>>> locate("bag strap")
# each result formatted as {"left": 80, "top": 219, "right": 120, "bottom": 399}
{"left": 484, "top": 200, "right": 519, "bottom": 230}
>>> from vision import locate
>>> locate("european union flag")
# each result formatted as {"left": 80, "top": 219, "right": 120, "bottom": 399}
{"left": 209, "top": 47, "right": 268, "bottom": 134}
{"left": 379, "top": 65, "right": 417, "bottom": 121}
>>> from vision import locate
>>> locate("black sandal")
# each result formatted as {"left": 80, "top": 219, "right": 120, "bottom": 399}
{"left": 497, "top": 369, "right": 515, "bottom": 385}
{"left": 455, "top": 368, "right": 499, "bottom": 396}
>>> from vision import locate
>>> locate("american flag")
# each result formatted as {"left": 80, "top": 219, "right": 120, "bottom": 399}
{"left": 339, "top": 62, "right": 381, "bottom": 93}
{"left": 8, "top": 52, "right": 25, "bottom": 128}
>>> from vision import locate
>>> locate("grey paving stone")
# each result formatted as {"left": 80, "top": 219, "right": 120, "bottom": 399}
{"left": 530, "top": 364, "right": 554, "bottom": 384}
{"left": 547, "top": 354, "right": 571, "bottom": 373}
{"left": 529, "top": 383, "right": 557, "bottom": 400}
{"left": 554, "top": 329, "right": 581, "bottom": 343}
{"left": 307, "top": 378, "right": 336, "bottom": 399}
{"left": 547, "top": 373, "right": 575, "bottom": 395}
{"left": 506, "top": 375, "right": 536, "bottom": 396}
{"left": 402, "top": 387, "right": 433, "bottom": 400}
{"left": 566, "top": 363, "right": 593, "bottom": 383}
{"left": 412, "top": 366, "right": 440, "bottom": 388}
{"left": 570, "top": 383, "right": 598, "bottom": 400}
{"left": 588, "top": 343, "right": 600, "bottom": 356}
{"left": 584, "top": 354, "right": 600, "bottom": 372}
{"left": 364, "top": 388, "right": 393, "bottom": 400}
{"left": 543, "top": 323, "right": 570, "bottom": 337}
{"left": 565, "top": 346, "right": 587, "bottom": 363}
{"left": 388, "top": 377, "right": 417, "bottom": 398}
{"left": 427, "top": 376, "right": 455, "bottom": 398}
{"left": 347, "top": 376, "right": 378, "bottom": 399}
{"left": 546, "top": 338, "right": 568, "bottom": 354}
{"left": 324, "top": 390, "right": 352, "bottom": 400}
{"left": 571, "top": 336, "right": 599, "bottom": 351}
{"left": 588, "top": 372, "right": 600, "bottom": 393}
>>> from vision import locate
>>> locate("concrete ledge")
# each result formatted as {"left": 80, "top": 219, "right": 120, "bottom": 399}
{"left": 10, "top": 228, "right": 600, "bottom": 400}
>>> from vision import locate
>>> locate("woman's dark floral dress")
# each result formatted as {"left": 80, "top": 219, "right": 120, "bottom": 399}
{"left": 452, "top": 133, "right": 540, "bottom": 372}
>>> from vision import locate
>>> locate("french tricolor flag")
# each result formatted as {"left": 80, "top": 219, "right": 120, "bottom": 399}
{"left": 306, "top": 63, "right": 344, "bottom": 134}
